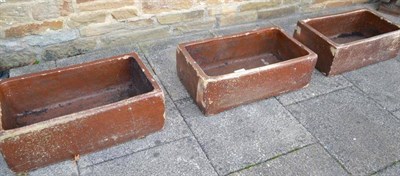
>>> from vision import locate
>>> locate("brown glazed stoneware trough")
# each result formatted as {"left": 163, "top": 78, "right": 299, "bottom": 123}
{"left": 0, "top": 53, "right": 165, "bottom": 172}
{"left": 177, "top": 27, "right": 318, "bottom": 116}
{"left": 294, "top": 9, "right": 400, "bottom": 76}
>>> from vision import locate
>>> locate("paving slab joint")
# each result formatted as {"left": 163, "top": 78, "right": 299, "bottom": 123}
{"left": 279, "top": 97, "right": 353, "bottom": 175}
{"left": 226, "top": 143, "right": 317, "bottom": 175}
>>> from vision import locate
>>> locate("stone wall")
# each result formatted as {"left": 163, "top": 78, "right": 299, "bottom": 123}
{"left": 0, "top": 0, "right": 369, "bottom": 70}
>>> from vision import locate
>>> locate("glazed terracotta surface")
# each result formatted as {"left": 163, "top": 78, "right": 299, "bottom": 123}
{"left": 0, "top": 53, "right": 165, "bottom": 172}
{"left": 177, "top": 27, "right": 317, "bottom": 115}
{"left": 294, "top": 9, "right": 400, "bottom": 76}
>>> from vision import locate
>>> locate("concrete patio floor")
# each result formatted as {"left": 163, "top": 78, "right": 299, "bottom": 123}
{"left": 1, "top": 3, "right": 400, "bottom": 176}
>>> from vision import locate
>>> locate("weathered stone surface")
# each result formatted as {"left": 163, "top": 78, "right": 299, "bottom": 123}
{"left": 176, "top": 98, "right": 315, "bottom": 175}
{"left": 287, "top": 87, "right": 400, "bottom": 175}
{"left": 77, "top": 0, "right": 94, "bottom": 4}
{"left": 0, "top": 3, "right": 32, "bottom": 27}
{"left": 80, "top": 137, "right": 217, "bottom": 176}
{"left": 78, "top": 0, "right": 135, "bottom": 12}
{"left": 100, "top": 26, "right": 170, "bottom": 48}
{"left": 0, "top": 40, "right": 26, "bottom": 52}
{"left": 212, "top": 22, "right": 260, "bottom": 36}
{"left": 325, "top": 1, "right": 353, "bottom": 8}
{"left": 79, "top": 23, "right": 127, "bottom": 37}
{"left": 126, "top": 18, "right": 155, "bottom": 28}
{"left": 231, "top": 144, "right": 349, "bottom": 176}
{"left": 10, "top": 60, "right": 56, "bottom": 77}
{"left": 258, "top": 5, "right": 296, "bottom": 19}
{"left": 23, "top": 29, "right": 79, "bottom": 47}
{"left": 139, "top": 31, "right": 214, "bottom": 101}
{"left": 239, "top": 1, "right": 280, "bottom": 11}
{"left": 173, "top": 17, "right": 216, "bottom": 33}
{"left": 344, "top": 59, "right": 400, "bottom": 111}
{"left": 219, "top": 11, "right": 257, "bottom": 27}
{"left": 43, "top": 39, "right": 97, "bottom": 61}
{"left": 5, "top": 20, "right": 63, "bottom": 38}
{"left": 79, "top": 18, "right": 155, "bottom": 37}
{"left": 0, "top": 51, "right": 36, "bottom": 71}
{"left": 376, "top": 162, "right": 400, "bottom": 176}
{"left": 31, "top": 1, "right": 60, "bottom": 20}
{"left": 29, "top": 160, "right": 79, "bottom": 176}
{"left": 208, "top": 5, "right": 238, "bottom": 16}
{"left": 58, "top": 84, "right": 190, "bottom": 169}
{"left": 277, "top": 70, "right": 352, "bottom": 106}
{"left": 157, "top": 10, "right": 204, "bottom": 25}
{"left": 111, "top": 8, "right": 138, "bottom": 20}
{"left": 142, "top": 0, "right": 193, "bottom": 14}
{"left": 60, "top": 0, "right": 73, "bottom": 16}
{"left": 68, "top": 12, "right": 107, "bottom": 27}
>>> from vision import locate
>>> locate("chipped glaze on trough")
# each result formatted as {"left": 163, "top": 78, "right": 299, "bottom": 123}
{"left": 294, "top": 9, "right": 400, "bottom": 76}
{"left": 177, "top": 27, "right": 317, "bottom": 116}
{"left": 0, "top": 53, "right": 165, "bottom": 172}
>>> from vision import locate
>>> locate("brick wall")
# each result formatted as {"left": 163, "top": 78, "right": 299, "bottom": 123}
{"left": 0, "top": 0, "right": 369, "bottom": 70}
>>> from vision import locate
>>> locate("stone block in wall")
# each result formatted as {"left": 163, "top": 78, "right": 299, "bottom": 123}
{"left": 60, "top": 0, "right": 73, "bottom": 16}
{"left": 4, "top": 20, "right": 63, "bottom": 38}
{"left": 218, "top": 11, "right": 257, "bottom": 27}
{"left": 100, "top": 26, "right": 170, "bottom": 48}
{"left": 111, "top": 7, "right": 138, "bottom": 20}
{"left": 68, "top": 12, "right": 107, "bottom": 27}
{"left": 43, "top": 38, "right": 97, "bottom": 61}
{"left": 79, "top": 18, "right": 155, "bottom": 37}
{"left": 0, "top": 51, "right": 37, "bottom": 71}
{"left": 157, "top": 10, "right": 205, "bottom": 25}
{"left": 238, "top": 1, "right": 281, "bottom": 12}
{"left": 78, "top": 0, "right": 135, "bottom": 12}
{"left": 77, "top": 0, "right": 95, "bottom": 4}
{"left": 22, "top": 29, "right": 79, "bottom": 47}
{"left": 142, "top": 0, "right": 193, "bottom": 14}
{"left": 325, "top": 0, "right": 353, "bottom": 8}
{"left": 126, "top": 18, "right": 155, "bottom": 28}
{"left": 208, "top": 5, "right": 238, "bottom": 16}
{"left": 80, "top": 23, "right": 128, "bottom": 37}
{"left": 173, "top": 17, "right": 216, "bottom": 33}
{"left": 0, "top": 3, "right": 33, "bottom": 27}
{"left": 257, "top": 5, "right": 296, "bottom": 19}
{"left": 32, "top": 1, "right": 60, "bottom": 21}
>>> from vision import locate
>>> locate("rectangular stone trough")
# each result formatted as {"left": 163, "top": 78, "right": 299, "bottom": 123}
{"left": 177, "top": 27, "right": 317, "bottom": 115}
{"left": 0, "top": 53, "right": 165, "bottom": 172}
{"left": 294, "top": 9, "right": 400, "bottom": 76}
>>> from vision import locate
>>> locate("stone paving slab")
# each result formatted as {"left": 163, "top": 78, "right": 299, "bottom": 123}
{"left": 0, "top": 154, "right": 79, "bottom": 176}
{"left": 277, "top": 70, "right": 352, "bottom": 106}
{"left": 80, "top": 137, "right": 218, "bottom": 176}
{"left": 375, "top": 162, "right": 400, "bottom": 176}
{"left": 78, "top": 96, "right": 191, "bottom": 169}
{"left": 344, "top": 59, "right": 400, "bottom": 111}
{"left": 0, "top": 155, "right": 16, "bottom": 176}
{"left": 29, "top": 160, "right": 79, "bottom": 176}
{"left": 139, "top": 32, "right": 214, "bottom": 101}
{"left": 393, "top": 110, "right": 400, "bottom": 120}
{"left": 287, "top": 87, "right": 400, "bottom": 175}
{"left": 268, "top": 13, "right": 306, "bottom": 35}
{"left": 175, "top": 97, "right": 316, "bottom": 175}
{"left": 231, "top": 144, "right": 349, "bottom": 176}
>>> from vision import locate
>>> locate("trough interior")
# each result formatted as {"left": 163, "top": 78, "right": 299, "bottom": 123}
{"left": 0, "top": 57, "right": 154, "bottom": 130}
{"left": 185, "top": 29, "right": 309, "bottom": 76}
{"left": 305, "top": 10, "right": 400, "bottom": 44}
